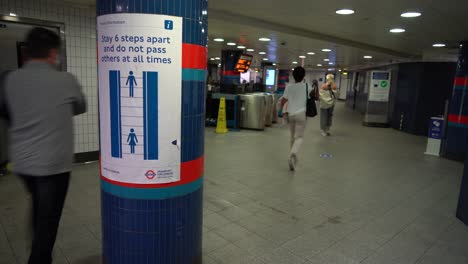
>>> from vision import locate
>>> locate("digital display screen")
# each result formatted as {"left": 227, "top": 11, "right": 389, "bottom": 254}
{"left": 372, "top": 72, "right": 390, "bottom": 80}
{"left": 265, "top": 69, "right": 276, "bottom": 86}
{"left": 235, "top": 54, "right": 253, "bottom": 73}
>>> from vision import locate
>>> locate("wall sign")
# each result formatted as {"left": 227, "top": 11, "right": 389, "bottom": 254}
{"left": 97, "top": 14, "right": 182, "bottom": 184}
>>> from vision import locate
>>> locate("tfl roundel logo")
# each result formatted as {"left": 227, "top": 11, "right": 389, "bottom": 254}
{"left": 145, "top": 170, "right": 156, "bottom": 180}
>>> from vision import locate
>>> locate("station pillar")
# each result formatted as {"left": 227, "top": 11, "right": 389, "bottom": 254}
{"left": 446, "top": 41, "right": 468, "bottom": 159}
{"left": 450, "top": 41, "right": 468, "bottom": 225}
{"left": 96, "top": 1, "right": 207, "bottom": 263}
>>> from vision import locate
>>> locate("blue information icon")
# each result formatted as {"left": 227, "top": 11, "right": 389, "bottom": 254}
{"left": 164, "top": 20, "right": 173, "bottom": 30}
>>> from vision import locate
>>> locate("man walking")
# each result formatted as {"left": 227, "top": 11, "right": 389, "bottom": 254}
{"left": 0, "top": 27, "right": 86, "bottom": 264}
{"left": 281, "top": 66, "right": 308, "bottom": 171}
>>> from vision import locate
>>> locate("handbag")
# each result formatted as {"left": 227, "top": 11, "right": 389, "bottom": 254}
{"left": 306, "top": 83, "right": 317, "bottom": 118}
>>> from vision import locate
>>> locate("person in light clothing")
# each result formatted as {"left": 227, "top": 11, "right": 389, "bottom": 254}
{"left": 281, "top": 66, "right": 308, "bottom": 171}
{"left": 319, "top": 74, "right": 338, "bottom": 136}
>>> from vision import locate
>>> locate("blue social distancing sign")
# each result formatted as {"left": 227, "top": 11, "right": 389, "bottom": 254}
{"left": 428, "top": 117, "right": 444, "bottom": 140}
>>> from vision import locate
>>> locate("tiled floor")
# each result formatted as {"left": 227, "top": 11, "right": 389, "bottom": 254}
{"left": 0, "top": 102, "right": 467, "bottom": 263}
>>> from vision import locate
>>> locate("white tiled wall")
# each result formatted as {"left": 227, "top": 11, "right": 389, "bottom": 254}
{"left": 0, "top": 0, "right": 99, "bottom": 154}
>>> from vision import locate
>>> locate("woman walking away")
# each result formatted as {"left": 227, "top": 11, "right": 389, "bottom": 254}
{"left": 319, "top": 74, "right": 338, "bottom": 136}
{"left": 281, "top": 66, "right": 309, "bottom": 171}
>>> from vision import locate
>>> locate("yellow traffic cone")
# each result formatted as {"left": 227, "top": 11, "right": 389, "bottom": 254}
{"left": 216, "top": 97, "right": 228, "bottom": 134}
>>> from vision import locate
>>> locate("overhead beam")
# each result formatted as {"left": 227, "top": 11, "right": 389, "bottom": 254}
{"left": 209, "top": 8, "right": 420, "bottom": 59}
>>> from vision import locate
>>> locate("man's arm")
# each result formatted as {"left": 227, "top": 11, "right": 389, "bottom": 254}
{"left": 67, "top": 74, "right": 87, "bottom": 116}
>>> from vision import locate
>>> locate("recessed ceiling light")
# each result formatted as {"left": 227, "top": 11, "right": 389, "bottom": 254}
{"left": 292, "top": 68, "right": 295, "bottom": 71}
{"left": 390, "top": 28, "right": 406, "bottom": 33}
{"left": 272, "top": 63, "right": 277, "bottom": 66}
{"left": 213, "top": 38, "right": 224, "bottom": 42}
{"left": 433, "top": 43, "right": 446, "bottom": 48}
{"left": 246, "top": 48, "right": 255, "bottom": 52}
{"left": 215, "top": 57, "right": 221, "bottom": 60}
{"left": 322, "top": 49, "right": 332, "bottom": 52}
{"left": 263, "top": 58, "right": 269, "bottom": 61}
{"left": 329, "top": 62, "right": 334, "bottom": 65}
{"left": 9, "top": 12, "right": 17, "bottom": 17}
{"left": 210, "top": 58, "right": 215, "bottom": 61}
{"left": 299, "top": 55, "right": 306, "bottom": 59}
{"left": 259, "top": 37, "right": 271, "bottom": 42}
{"left": 317, "top": 64, "right": 323, "bottom": 67}
{"left": 401, "top": 12, "right": 421, "bottom": 18}
{"left": 363, "top": 55, "right": 373, "bottom": 59}
{"left": 227, "top": 42, "right": 236, "bottom": 46}
{"left": 237, "top": 46, "right": 246, "bottom": 49}
{"left": 339, "top": 69, "right": 342, "bottom": 72}
{"left": 307, "top": 52, "right": 315, "bottom": 55}
{"left": 259, "top": 52, "right": 266, "bottom": 55}
{"left": 324, "top": 59, "right": 330, "bottom": 62}
{"left": 336, "top": 9, "right": 355, "bottom": 15}
{"left": 292, "top": 61, "right": 298, "bottom": 64}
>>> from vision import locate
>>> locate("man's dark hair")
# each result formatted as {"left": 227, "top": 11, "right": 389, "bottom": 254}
{"left": 293, "top": 66, "right": 306, "bottom": 83}
{"left": 26, "top": 27, "right": 61, "bottom": 59}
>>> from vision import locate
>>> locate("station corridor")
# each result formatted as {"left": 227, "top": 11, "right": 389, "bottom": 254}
{"left": 0, "top": 103, "right": 465, "bottom": 264}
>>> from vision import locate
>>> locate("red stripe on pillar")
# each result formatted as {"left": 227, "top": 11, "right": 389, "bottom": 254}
{"left": 448, "top": 114, "right": 468, "bottom": 125}
{"left": 182, "top": 44, "right": 207, "bottom": 70}
{"left": 222, "top": 70, "right": 240, "bottom": 76}
{"left": 100, "top": 156, "right": 204, "bottom": 188}
{"left": 454, "top": 77, "right": 468, "bottom": 86}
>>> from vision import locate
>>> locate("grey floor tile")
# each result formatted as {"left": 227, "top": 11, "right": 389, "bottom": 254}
{"left": 213, "top": 222, "right": 254, "bottom": 243}
{"left": 203, "top": 232, "right": 230, "bottom": 254}
{"left": 204, "top": 213, "right": 232, "bottom": 231}
{"left": 209, "top": 243, "right": 263, "bottom": 264}
{"left": 257, "top": 246, "right": 307, "bottom": 264}
{"left": 232, "top": 234, "right": 280, "bottom": 257}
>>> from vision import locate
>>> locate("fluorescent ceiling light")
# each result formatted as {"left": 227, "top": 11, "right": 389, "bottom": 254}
{"left": 259, "top": 52, "right": 266, "bottom": 55}
{"left": 324, "top": 59, "right": 330, "bottom": 62}
{"left": 227, "top": 42, "right": 236, "bottom": 46}
{"left": 246, "top": 48, "right": 255, "bottom": 52}
{"left": 215, "top": 57, "right": 221, "bottom": 60}
{"left": 329, "top": 62, "right": 334, "bottom": 65}
{"left": 307, "top": 52, "right": 315, "bottom": 55}
{"left": 299, "top": 55, "right": 306, "bottom": 59}
{"left": 213, "top": 38, "right": 224, "bottom": 42}
{"left": 390, "top": 28, "right": 406, "bottom": 33}
{"left": 237, "top": 46, "right": 246, "bottom": 49}
{"left": 433, "top": 43, "right": 446, "bottom": 48}
{"left": 272, "top": 63, "right": 277, "bottom": 66}
{"left": 322, "top": 49, "right": 332, "bottom": 52}
{"left": 259, "top": 37, "right": 271, "bottom": 42}
{"left": 263, "top": 58, "right": 269, "bottom": 61}
{"left": 363, "top": 55, "right": 373, "bottom": 59}
{"left": 210, "top": 58, "right": 215, "bottom": 61}
{"left": 292, "top": 61, "right": 298, "bottom": 64}
{"left": 336, "top": 9, "right": 355, "bottom": 15}
{"left": 9, "top": 12, "right": 16, "bottom": 17}
{"left": 328, "top": 68, "right": 335, "bottom": 71}
{"left": 202, "top": 10, "right": 208, "bottom": 15}
{"left": 401, "top": 12, "right": 421, "bottom": 18}
{"left": 317, "top": 64, "right": 323, "bottom": 67}
{"left": 339, "top": 69, "right": 342, "bottom": 72}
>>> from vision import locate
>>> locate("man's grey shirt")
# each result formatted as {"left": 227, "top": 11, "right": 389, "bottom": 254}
{"left": 1, "top": 62, "right": 87, "bottom": 176}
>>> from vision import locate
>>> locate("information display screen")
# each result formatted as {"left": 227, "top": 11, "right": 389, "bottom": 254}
{"left": 265, "top": 69, "right": 276, "bottom": 86}
{"left": 235, "top": 54, "right": 253, "bottom": 73}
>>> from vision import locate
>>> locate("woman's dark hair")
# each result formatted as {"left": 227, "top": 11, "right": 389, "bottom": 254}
{"left": 26, "top": 27, "right": 61, "bottom": 59}
{"left": 293, "top": 66, "right": 305, "bottom": 83}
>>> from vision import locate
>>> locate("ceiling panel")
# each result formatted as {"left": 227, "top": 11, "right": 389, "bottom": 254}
{"left": 62, "top": 0, "right": 465, "bottom": 68}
